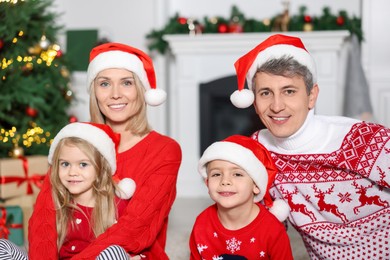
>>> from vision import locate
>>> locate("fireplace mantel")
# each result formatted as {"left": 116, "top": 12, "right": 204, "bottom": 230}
{"left": 164, "top": 31, "right": 350, "bottom": 198}
{"left": 165, "top": 31, "right": 349, "bottom": 55}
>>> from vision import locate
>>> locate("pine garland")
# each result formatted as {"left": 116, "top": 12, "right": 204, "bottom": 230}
{"left": 146, "top": 5, "right": 362, "bottom": 54}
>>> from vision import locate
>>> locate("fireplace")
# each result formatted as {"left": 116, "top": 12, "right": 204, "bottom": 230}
{"left": 199, "top": 75, "right": 265, "bottom": 154}
{"left": 164, "top": 31, "right": 350, "bottom": 198}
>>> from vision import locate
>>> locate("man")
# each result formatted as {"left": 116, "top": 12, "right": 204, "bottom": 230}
{"left": 230, "top": 34, "right": 390, "bottom": 259}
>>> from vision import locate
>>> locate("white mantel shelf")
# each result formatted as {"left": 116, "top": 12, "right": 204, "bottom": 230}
{"left": 164, "top": 31, "right": 351, "bottom": 198}
{"left": 164, "top": 31, "right": 350, "bottom": 55}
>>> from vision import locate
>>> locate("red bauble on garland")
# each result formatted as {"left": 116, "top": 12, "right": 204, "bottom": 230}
{"left": 177, "top": 17, "right": 187, "bottom": 25}
{"left": 336, "top": 16, "right": 345, "bottom": 26}
{"left": 0, "top": 39, "right": 4, "bottom": 50}
{"left": 218, "top": 23, "right": 229, "bottom": 33}
{"left": 304, "top": 15, "right": 312, "bottom": 23}
{"left": 26, "top": 106, "right": 38, "bottom": 117}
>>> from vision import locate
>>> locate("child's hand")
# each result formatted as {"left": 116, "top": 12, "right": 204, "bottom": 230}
{"left": 129, "top": 254, "right": 146, "bottom": 259}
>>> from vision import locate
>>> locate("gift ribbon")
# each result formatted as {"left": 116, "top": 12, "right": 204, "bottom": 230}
{"left": 0, "top": 156, "right": 45, "bottom": 195}
{"left": 0, "top": 207, "right": 23, "bottom": 239}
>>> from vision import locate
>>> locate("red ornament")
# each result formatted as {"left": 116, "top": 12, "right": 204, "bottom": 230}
{"left": 177, "top": 17, "right": 187, "bottom": 25}
{"left": 336, "top": 16, "right": 345, "bottom": 26}
{"left": 26, "top": 106, "right": 38, "bottom": 117}
{"left": 56, "top": 50, "right": 63, "bottom": 58}
{"left": 0, "top": 39, "right": 4, "bottom": 50}
{"left": 69, "top": 115, "right": 78, "bottom": 123}
{"left": 218, "top": 23, "right": 228, "bottom": 33}
{"left": 228, "top": 23, "right": 243, "bottom": 33}
{"left": 304, "top": 15, "right": 312, "bottom": 23}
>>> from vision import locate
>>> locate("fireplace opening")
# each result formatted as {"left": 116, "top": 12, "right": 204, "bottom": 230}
{"left": 199, "top": 75, "right": 265, "bottom": 154}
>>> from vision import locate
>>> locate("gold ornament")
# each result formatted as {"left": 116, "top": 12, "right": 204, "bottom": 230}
{"left": 9, "top": 144, "right": 24, "bottom": 158}
{"left": 303, "top": 23, "right": 313, "bottom": 32}
{"left": 60, "top": 67, "right": 70, "bottom": 78}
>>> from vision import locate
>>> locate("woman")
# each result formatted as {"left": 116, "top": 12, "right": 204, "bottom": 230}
{"left": 28, "top": 43, "right": 182, "bottom": 259}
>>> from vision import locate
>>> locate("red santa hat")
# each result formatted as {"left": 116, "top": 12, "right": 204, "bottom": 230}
{"left": 231, "top": 34, "right": 317, "bottom": 108}
{"left": 198, "top": 135, "right": 290, "bottom": 222}
{"left": 48, "top": 122, "right": 135, "bottom": 199}
{"left": 87, "top": 42, "right": 166, "bottom": 106}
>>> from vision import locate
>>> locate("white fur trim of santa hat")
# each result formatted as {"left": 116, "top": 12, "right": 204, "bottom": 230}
{"left": 48, "top": 122, "right": 136, "bottom": 199}
{"left": 198, "top": 135, "right": 290, "bottom": 221}
{"left": 232, "top": 34, "right": 317, "bottom": 109}
{"left": 87, "top": 43, "right": 166, "bottom": 106}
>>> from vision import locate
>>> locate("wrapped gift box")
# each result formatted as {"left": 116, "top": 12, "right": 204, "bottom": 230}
{"left": 0, "top": 156, "right": 48, "bottom": 200}
{"left": 0, "top": 205, "right": 24, "bottom": 246}
{"left": 2, "top": 195, "right": 37, "bottom": 241}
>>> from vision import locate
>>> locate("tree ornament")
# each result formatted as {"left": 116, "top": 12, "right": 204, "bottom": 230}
{"left": 39, "top": 35, "right": 50, "bottom": 50}
{"left": 56, "top": 49, "right": 63, "bottom": 58}
{"left": 28, "top": 44, "right": 42, "bottom": 55}
{"left": 60, "top": 67, "right": 70, "bottom": 78}
{"left": 26, "top": 106, "right": 38, "bottom": 117}
{"left": 69, "top": 115, "right": 78, "bottom": 123}
{"left": 218, "top": 23, "right": 228, "bottom": 33}
{"left": 9, "top": 144, "right": 24, "bottom": 158}
{"left": 64, "top": 89, "right": 73, "bottom": 102}
{"left": 336, "top": 16, "right": 345, "bottom": 26}
{"left": 0, "top": 39, "right": 4, "bottom": 50}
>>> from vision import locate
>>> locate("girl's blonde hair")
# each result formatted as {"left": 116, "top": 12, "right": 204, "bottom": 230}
{"left": 50, "top": 137, "right": 118, "bottom": 248}
{"left": 89, "top": 71, "right": 151, "bottom": 136}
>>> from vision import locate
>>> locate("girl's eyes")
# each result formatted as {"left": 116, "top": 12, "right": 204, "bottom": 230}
{"left": 59, "top": 161, "right": 89, "bottom": 168}
{"left": 79, "top": 162, "right": 88, "bottom": 168}
{"left": 60, "top": 161, "right": 69, "bottom": 167}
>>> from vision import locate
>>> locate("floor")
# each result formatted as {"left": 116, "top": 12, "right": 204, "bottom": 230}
{"left": 166, "top": 198, "right": 310, "bottom": 260}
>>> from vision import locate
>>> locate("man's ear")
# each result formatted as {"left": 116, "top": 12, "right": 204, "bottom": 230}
{"left": 308, "top": 84, "right": 319, "bottom": 110}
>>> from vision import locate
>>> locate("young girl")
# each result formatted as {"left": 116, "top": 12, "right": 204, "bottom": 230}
{"left": 0, "top": 122, "right": 135, "bottom": 260}
{"left": 190, "top": 135, "right": 292, "bottom": 259}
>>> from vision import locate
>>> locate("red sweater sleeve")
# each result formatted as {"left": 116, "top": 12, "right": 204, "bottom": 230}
{"left": 72, "top": 133, "right": 182, "bottom": 259}
{"left": 28, "top": 168, "right": 59, "bottom": 260}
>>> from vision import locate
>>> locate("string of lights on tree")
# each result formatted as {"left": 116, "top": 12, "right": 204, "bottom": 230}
{"left": 0, "top": 0, "right": 77, "bottom": 157}
{"left": 146, "top": 5, "right": 363, "bottom": 54}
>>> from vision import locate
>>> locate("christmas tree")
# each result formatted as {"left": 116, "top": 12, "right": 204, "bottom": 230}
{"left": 0, "top": 0, "right": 75, "bottom": 157}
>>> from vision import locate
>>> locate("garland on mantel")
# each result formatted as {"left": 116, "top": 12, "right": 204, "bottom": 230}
{"left": 146, "top": 5, "right": 362, "bottom": 54}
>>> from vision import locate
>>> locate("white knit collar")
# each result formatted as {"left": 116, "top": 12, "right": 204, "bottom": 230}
{"left": 260, "top": 109, "right": 326, "bottom": 154}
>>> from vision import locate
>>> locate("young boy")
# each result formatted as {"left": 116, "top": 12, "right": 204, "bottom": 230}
{"left": 189, "top": 135, "right": 292, "bottom": 259}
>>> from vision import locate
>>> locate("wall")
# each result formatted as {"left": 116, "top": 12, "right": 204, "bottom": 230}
{"left": 53, "top": 0, "right": 390, "bottom": 197}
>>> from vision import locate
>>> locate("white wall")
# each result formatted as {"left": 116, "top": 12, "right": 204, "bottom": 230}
{"left": 53, "top": 0, "right": 390, "bottom": 197}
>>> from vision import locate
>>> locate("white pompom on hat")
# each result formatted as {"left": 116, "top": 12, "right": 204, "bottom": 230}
{"left": 48, "top": 122, "right": 135, "bottom": 199}
{"left": 87, "top": 42, "right": 166, "bottom": 106}
{"left": 198, "top": 135, "right": 290, "bottom": 222}
{"left": 232, "top": 34, "right": 317, "bottom": 108}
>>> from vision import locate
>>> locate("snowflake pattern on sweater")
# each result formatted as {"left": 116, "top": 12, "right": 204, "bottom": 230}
{"left": 189, "top": 203, "right": 293, "bottom": 260}
{"left": 252, "top": 113, "right": 390, "bottom": 260}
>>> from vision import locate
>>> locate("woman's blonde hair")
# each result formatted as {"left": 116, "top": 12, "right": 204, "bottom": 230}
{"left": 50, "top": 137, "right": 118, "bottom": 248}
{"left": 89, "top": 71, "right": 151, "bottom": 136}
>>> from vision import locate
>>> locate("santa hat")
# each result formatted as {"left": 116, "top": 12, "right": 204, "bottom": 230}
{"left": 198, "top": 135, "right": 289, "bottom": 222}
{"left": 48, "top": 122, "right": 136, "bottom": 199}
{"left": 231, "top": 34, "right": 317, "bottom": 108}
{"left": 87, "top": 42, "right": 166, "bottom": 106}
